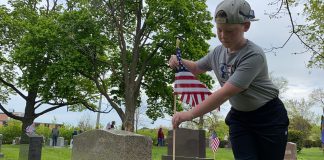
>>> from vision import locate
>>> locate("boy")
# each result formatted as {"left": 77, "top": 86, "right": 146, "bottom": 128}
{"left": 168, "top": 0, "right": 289, "bottom": 159}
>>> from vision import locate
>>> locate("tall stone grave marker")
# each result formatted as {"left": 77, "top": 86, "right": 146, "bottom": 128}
{"left": 284, "top": 142, "right": 297, "bottom": 160}
{"left": 162, "top": 128, "right": 213, "bottom": 160}
{"left": 18, "top": 134, "right": 43, "bottom": 160}
{"left": 0, "top": 134, "right": 4, "bottom": 158}
{"left": 71, "top": 129, "right": 152, "bottom": 160}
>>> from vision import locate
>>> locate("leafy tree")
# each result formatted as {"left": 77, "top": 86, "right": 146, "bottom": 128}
{"left": 301, "top": 0, "right": 324, "bottom": 68}
{"left": 0, "top": 0, "right": 102, "bottom": 143}
{"left": 309, "top": 88, "right": 324, "bottom": 112}
{"left": 309, "top": 124, "right": 320, "bottom": 141}
{"left": 77, "top": 113, "right": 94, "bottom": 131}
{"left": 64, "top": 0, "right": 215, "bottom": 131}
{"left": 289, "top": 115, "right": 312, "bottom": 138}
{"left": 284, "top": 98, "right": 316, "bottom": 139}
{"left": 267, "top": 0, "right": 323, "bottom": 67}
{"left": 285, "top": 98, "right": 316, "bottom": 123}
{"left": 269, "top": 73, "right": 288, "bottom": 99}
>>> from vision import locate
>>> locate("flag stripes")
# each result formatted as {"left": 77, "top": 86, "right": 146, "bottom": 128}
{"left": 211, "top": 137, "right": 220, "bottom": 152}
{"left": 210, "top": 132, "right": 220, "bottom": 153}
{"left": 173, "top": 46, "right": 212, "bottom": 108}
{"left": 174, "top": 69, "right": 211, "bottom": 107}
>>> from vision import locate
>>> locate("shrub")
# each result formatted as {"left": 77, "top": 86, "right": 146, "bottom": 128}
{"left": 288, "top": 130, "right": 304, "bottom": 152}
{"left": 312, "top": 139, "right": 322, "bottom": 148}
{"left": 58, "top": 124, "right": 75, "bottom": 144}
{"left": 136, "top": 128, "right": 168, "bottom": 146}
{"left": 36, "top": 125, "right": 51, "bottom": 143}
{"left": 303, "top": 139, "right": 312, "bottom": 148}
{"left": 0, "top": 120, "right": 22, "bottom": 144}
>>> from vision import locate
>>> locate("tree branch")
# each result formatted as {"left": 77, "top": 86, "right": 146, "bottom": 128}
{"left": 0, "top": 77, "right": 27, "bottom": 100}
{"left": 0, "top": 103, "right": 23, "bottom": 121}
{"left": 266, "top": 0, "right": 322, "bottom": 57}
{"left": 34, "top": 104, "right": 66, "bottom": 118}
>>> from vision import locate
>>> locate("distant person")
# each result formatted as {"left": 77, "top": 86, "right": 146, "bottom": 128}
{"left": 70, "top": 129, "right": 78, "bottom": 147}
{"left": 51, "top": 125, "right": 59, "bottom": 146}
{"left": 72, "top": 129, "right": 78, "bottom": 138}
{"left": 110, "top": 121, "right": 115, "bottom": 129}
{"left": 157, "top": 127, "right": 164, "bottom": 146}
{"left": 106, "top": 122, "right": 111, "bottom": 130}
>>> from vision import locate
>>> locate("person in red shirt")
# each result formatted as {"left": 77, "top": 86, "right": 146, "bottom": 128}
{"left": 157, "top": 127, "right": 164, "bottom": 146}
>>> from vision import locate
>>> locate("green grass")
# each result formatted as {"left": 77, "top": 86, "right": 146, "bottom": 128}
{"left": 1, "top": 145, "right": 72, "bottom": 160}
{"left": 1, "top": 145, "right": 323, "bottom": 160}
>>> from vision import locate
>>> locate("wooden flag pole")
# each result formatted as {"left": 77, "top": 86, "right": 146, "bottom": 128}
{"left": 173, "top": 95, "right": 176, "bottom": 160}
{"left": 173, "top": 38, "right": 180, "bottom": 160}
{"left": 214, "top": 152, "right": 216, "bottom": 160}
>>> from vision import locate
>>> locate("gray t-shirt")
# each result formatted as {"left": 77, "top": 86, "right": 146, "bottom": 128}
{"left": 197, "top": 40, "right": 278, "bottom": 111}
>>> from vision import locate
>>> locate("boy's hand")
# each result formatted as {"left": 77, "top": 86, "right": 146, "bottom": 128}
{"left": 172, "top": 111, "right": 193, "bottom": 129}
{"left": 168, "top": 55, "right": 179, "bottom": 69}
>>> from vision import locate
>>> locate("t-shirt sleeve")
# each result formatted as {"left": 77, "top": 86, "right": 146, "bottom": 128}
{"left": 196, "top": 49, "right": 215, "bottom": 71}
{"left": 227, "top": 54, "right": 265, "bottom": 89}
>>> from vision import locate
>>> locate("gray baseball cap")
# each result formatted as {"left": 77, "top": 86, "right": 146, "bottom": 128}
{"left": 215, "top": 0, "right": 258, "bottom": 24}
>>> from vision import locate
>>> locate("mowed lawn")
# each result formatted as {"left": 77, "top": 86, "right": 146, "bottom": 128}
{"left": 1, "top": 145, "right": 324, "bottom": 160}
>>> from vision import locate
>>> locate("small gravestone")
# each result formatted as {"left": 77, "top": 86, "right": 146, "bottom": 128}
{"left": 71, "top": 129, "right": 152, "bottom": 160}
{"left": 0, "top": 134, "right": 4, "bottom": 158}
{"left": 49, "top": 138, "right": 52, "bottom": 146}
{"left": 162, "top": 128, "right": 213, "bottom": 160}
{"left": 284, "top": 142, "right": 297, "bottom": 160}
{"left": 57, "top": 137, "right": 64, "bottom": 147}
{"left": 15, "top": 137, "right": 21, "bottom": 145}
{"left": 18, "top": 135, "right": 43, "bottom": 160}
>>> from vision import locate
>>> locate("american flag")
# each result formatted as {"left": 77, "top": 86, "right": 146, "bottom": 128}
{"left": 173, "top": 47, "right": 212, "bottom": 107}
{"left": 210, "top": 131, "right": 220, "bottom": 152}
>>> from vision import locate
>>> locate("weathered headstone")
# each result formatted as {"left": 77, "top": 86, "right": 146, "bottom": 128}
{"left": 284, "top": 142, "right": 297, "bottom": 160}
{"left": 162, "top": 128, "right": 213, "bottom": 160}
{"left": 57, "top": 137, "right": 64, "bottom": 147}
{"left": 18, "top": 135, "right": 43, "bottom": 160}
{"left": 0, "top": 134, "right": 4, "bottom": 158}
{"left": 15, "top": 137, "right": 21, "bottom": 145}
{"left": 71, "top": 129, "right": 152, "bottom": 160}
{"left": 48, "top": 138, "right": 52, "bottom": 146}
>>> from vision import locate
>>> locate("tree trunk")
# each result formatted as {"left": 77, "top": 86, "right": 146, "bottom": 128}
{"left": 124, "top": 105, "right": 135, "bottom": 132}
{"left": 20, "top": 94, "right": 36, "bottom": 144}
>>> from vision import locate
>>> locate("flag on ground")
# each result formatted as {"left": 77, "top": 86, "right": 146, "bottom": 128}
{"left": 210, "top": 131, "right": 220, "bottom": 153}
{"left": 173, "top": 47, "right": 212, "bottom": 107}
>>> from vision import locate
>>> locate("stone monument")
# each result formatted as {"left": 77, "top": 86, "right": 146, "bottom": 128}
{"left": 18, "top": 134, "right": 43, "bottom": 160}
{"left": 71, "top": 129, "right": 152, "bottom": 160}
{"left": 284, "top": 142, "right": 297, "bottom": 160}
{"left": 0, "top": 134, "right": 4, "bottom": 158}
{"left": 162, "top": 128, "right": 213, "bottom": 160}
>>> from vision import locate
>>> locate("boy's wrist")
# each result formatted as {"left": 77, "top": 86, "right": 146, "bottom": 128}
{"left": 189, "top": 109, "right": 195, "bottom": 120}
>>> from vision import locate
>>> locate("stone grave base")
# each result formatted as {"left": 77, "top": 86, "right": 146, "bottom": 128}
{"left": 18, "top": 144, "right": 29, "bottom": 160}
{"left": 162, "top": 155, "right": 213, "bottom": 160}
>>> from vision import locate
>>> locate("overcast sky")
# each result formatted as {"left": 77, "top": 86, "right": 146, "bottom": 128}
{"left": 2, "top": 0, "right": 324, "bottom": 129}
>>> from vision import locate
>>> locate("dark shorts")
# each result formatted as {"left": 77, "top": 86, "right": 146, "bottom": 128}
{"left": 225, "top": 97, "right": 289, "bottom": 160}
